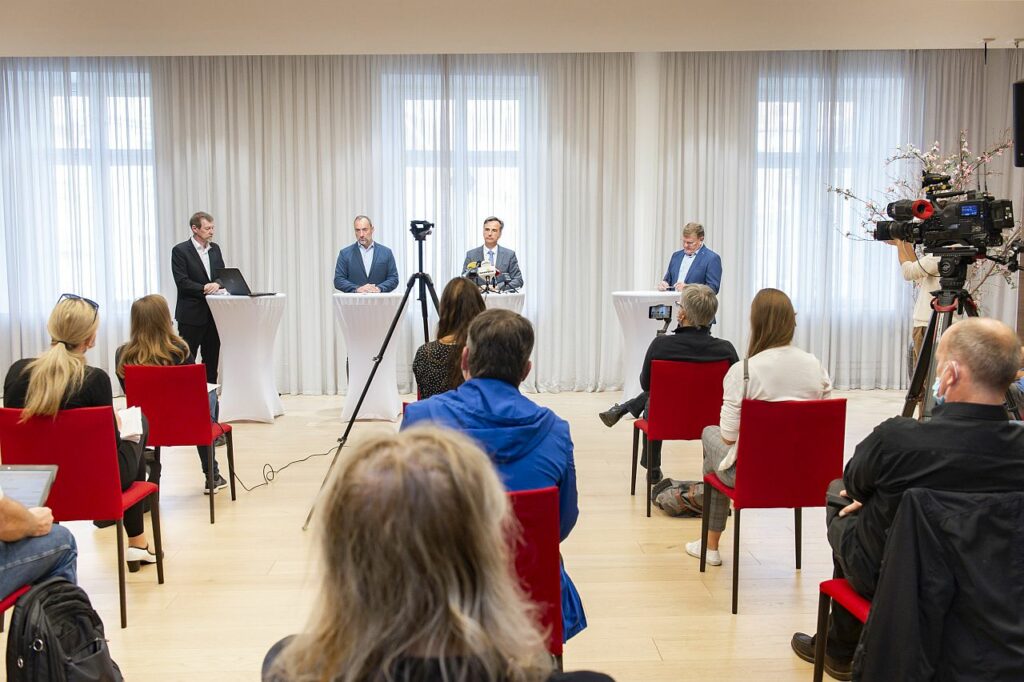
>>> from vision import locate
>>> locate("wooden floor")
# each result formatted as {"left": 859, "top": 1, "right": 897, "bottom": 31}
{"left": 0, "top": 389, "right": 905, "bottom": 680}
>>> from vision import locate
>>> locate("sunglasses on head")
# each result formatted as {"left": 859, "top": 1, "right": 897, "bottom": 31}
{"left": 57, "top": 293, "right": 99, "bottom": 317}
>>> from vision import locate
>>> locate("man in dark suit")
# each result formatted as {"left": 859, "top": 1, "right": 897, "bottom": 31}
{"left": 461, "top": 216, "right": 524, "bottom": 290}
{"left": 171, "top": 211, "right": 225, "bottom": 385}
{"left": 659, "top": 222, "right": 722, "bottom": 293}
{"left": 333, "top": 215, "right": 400, "bottom": 293}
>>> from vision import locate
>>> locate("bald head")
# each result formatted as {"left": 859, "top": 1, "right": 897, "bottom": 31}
{"left": 938, "top": 318, "right": 1021, "bottom": 394}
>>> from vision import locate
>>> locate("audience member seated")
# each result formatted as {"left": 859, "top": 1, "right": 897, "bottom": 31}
{"left": 411, "top": 277, "right": 486, "bottom": 399}
{"left": 261, "top": 427, "right": 612, "bottom": 682}
{"left": 598, "top": 284, "right": 738, "bottom": 482}
{"left": 402, "top": 309, "right": 587, "bottom": 641}
{"left": 684, "top": 288, "right": 832, "bottom": 567}
{"left": 0, "top": 485, "right": 77, "bottom": 595}
{"left": 790, "top": 317, "right": 1024, "bottom": 681}
{"left": 115, "top": 293, "right": 224, "bottom": 493}
{"left": 3, "top": 294, "right": 157, "bottom": 573}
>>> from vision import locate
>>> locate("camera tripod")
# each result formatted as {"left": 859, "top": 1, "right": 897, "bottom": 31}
{"left": 902, "top": 250, "right": 1021, "bottom": 420}
{"left": 302, "top": 221, "right": 440, "bottom": 530}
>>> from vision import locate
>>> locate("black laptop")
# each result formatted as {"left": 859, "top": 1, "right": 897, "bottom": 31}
{"left": 214, "top": 268, "right": 276, "bottom": 297}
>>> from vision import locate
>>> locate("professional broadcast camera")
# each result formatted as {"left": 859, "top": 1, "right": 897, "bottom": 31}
{"left": 872, "top": 172, "right": 1014, "bottom": 254}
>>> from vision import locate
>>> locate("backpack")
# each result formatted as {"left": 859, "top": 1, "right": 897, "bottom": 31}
{"left": 6, "top": 577, "right": 123, "bottom": 682}
{"left": 653, "top": 479, "right": 704, "bottom": 517}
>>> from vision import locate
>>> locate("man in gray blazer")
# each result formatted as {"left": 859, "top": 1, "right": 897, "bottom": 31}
{"left": 461, "top": 216, "right": 524, "bottom": 290}
{"left": 334, "top": 215, "right": 400, "bottom": 293}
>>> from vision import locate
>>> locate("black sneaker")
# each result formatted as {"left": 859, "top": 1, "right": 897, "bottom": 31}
{"left": 599, "top": 403, "right": 629, "bottom": 427}
{"left": 790, "top": 632, "right": 852, "bottom": 681}
{"left": 203, "top": 473, "right": 228, "bottom": 495}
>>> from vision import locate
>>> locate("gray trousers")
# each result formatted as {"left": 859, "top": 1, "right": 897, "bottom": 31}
{"left": 701, "top": 425, "right": 736, "bottom": 532}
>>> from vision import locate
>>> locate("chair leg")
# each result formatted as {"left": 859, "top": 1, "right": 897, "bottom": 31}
{"left": 731, "top": 508, "right": 741, "bottom": 614}
{"left": 795, "top": 507, "right": 802, "bottom": 570}
{"left": 813, "top": 591, "right": 832, "bottom": 682}
{"left": 699, "top": 491, "right": 710, "bottom": 572}
{"left": 630, "top": 427, "right": 639, "bottom": 496}
{"left": 151, "top": 491, "right": 165, "bottom": 585}
{"left": 555, "top": 655, "right": 563, "bottom": 672}
{"left": 116, "top": 520, "right": 127, "bottom": 629}
{"left": 226, "top": 431, "right": 237, "bottom": 501}
{"left": 646, "top": 440, "right": 662, "bottom": 518}
{"left": 207, "top": 445, "right": 216, "bottom": 525}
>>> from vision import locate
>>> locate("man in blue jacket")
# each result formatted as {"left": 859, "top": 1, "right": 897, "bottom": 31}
{"left": 658, "top": 222, "right": 722, "bottom": 293}
{"left": 402, "top": 308, "right": 586, "bottom": 641}
{"left": 333, "top": 215, "right": 400, "bottom": 293}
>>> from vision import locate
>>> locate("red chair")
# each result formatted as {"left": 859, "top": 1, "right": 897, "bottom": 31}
{"left": 632, "top": 360, "right": 730, "bottom": 517}
{"left": 813, "top": 578, "right": 870, "bottom": 682}
{"left": 700, "top": 398, "right": 846, "bottom": 613}
{"left": 0, "top": 585, "right": 31, "bottom": 633}
{"left": 124, "top": 364, "right": 236, "bottom": 524}
{"left": 508, "top": 486, "right": 563, "bottom": 666}
{"left": 0, "top": 407, "right": 164, "bottom": 628}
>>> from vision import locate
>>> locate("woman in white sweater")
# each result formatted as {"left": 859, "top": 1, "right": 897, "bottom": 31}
{"left": 685, "top": 288, "right": 832, "bottom": 567}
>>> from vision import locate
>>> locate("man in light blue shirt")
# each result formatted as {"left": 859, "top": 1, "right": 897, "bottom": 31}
{"left": 333, "top": 215, "right": 400, "bottom": 293}
{"left": 659, "top": 222, "right": 722, "bottom": 294}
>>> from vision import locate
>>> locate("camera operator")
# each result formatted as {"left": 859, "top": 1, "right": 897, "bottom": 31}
{"left": 888, "top": 239, "right": 940, "bottom": 367}
{"left": 598, "top": 285, "right": 738, "bottom": 482}
{"left": 790, "top": 318, "right": 1024, "bottom": 680}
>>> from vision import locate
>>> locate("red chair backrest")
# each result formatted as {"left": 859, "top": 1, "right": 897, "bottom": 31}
{"left": 0, "top": 407, "right": 125, "bottom": 521}
{"left": 646, "top": 359, "right": 730, "bottom": 440}
{"left": 731, "top": 398, "right": 847, "bottom": 509}
{"left": 124, "top": 364, "right": 212, "bottom": 447}
{"left": 507, "top": 486, "right": 563, "bottom": 656}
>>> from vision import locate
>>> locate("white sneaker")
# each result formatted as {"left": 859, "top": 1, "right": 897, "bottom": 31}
{"left": 685, "top": 539, "right": 721, "bottom": 566}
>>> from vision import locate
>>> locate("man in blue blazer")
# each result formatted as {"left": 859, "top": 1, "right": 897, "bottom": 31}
{"left": 461, "top": 216, "right": 524, "bottom": 290}
{"left": 333, "top": 215, "right": 400, "bottom": 293}
{"left": 659, "top": 222, "right": 722, "bottom": 293}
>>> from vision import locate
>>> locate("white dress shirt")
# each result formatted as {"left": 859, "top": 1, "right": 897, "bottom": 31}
{"left": 359, "top": 242, "right": 375, "bottom": 278}
{"left": 192, "top": 236, "right": 213, "bottom": 279}
{"left": 678, "top": 245, "right": 702, "bottom": 284}
{"left": 484, "top": 244, "right": 499, "bottom": 267}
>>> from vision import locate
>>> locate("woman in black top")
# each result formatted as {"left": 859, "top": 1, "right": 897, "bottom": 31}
{"left": 3, "top": 294, "right": 157, "bottom": 572}
{"left": 412, "top": 277, "right": 485, "bottom": 399}
{"left": 262, "top": 428, "right": 613, "bottom": 682}
{"left": 114, "top": 293, "right": 224, "bottom": 491}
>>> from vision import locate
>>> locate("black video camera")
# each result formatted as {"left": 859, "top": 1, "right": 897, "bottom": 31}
{"left": 872, "top": 172, "right": 1014, "bottom": 254}
{"left": 409, "top": 219, "right": 435, "bottom": 240}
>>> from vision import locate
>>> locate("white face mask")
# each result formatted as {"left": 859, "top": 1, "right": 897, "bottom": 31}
{"left": 931, "top": 376, "right": 945, "bottom": 406}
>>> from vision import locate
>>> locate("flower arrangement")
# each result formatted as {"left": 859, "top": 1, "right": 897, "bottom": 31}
{"left": 827, "top": 131, "right": 1020, "bottom": 304}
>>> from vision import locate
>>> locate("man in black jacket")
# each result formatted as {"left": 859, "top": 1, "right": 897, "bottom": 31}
{"left": 599, "top": 284, "right": 738, "bottom": 479}
{"left": 171, "top": 211, "right": 225, "bottom": 385}
{"left": 791, "top": 317, "right": 1024, "bottom": 680}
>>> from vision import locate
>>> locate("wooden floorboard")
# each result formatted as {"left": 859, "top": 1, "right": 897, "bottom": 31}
{"left": 0, "top": 388, "right": 903, "bottom": 680}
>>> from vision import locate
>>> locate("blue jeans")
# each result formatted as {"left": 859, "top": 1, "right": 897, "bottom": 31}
{"left": 0, "top": 524, "right": 77, "bottom": 596}
{"left": 199, "top": 389, "right": 222, "bottom": 477}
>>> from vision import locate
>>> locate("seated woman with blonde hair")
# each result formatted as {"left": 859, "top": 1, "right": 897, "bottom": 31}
{"left": 115, "top": 293, "right": 224, "bottom": 493}
{"left": 262, "top": 427, "right": 612, "bottom": 682}
{"left": 684, "top": 288, "right": 832, "bottom": 567}
{"left": 3, "top": 294, "right": 157, "bottom": 572}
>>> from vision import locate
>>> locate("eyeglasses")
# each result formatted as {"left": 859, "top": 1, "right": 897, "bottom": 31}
{"left": 57, "top": 293, "right": 99, "bottom": 320}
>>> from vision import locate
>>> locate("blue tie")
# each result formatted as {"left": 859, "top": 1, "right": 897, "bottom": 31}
{"left": 488, "top": 250, "right": 495, "bottom": 265}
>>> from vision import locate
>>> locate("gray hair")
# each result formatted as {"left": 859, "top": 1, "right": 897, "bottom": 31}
{"left": 943, "top": 318, "right": 1021, "bottom": 392}
{"left": 483, "top": 216, "right": 505, "bottom": 231}
{"left": 678, "top": 284, "right": 718, "bottom": 328}
{"left": 682, "top": 222, "right": 704, "bottom": 239}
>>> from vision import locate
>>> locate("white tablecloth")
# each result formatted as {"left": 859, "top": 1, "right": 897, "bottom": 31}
{"left": 333, "top": 292, "right": 404, "bottom": 421}
{"left": 206, "top": 294, "right": 286, "bottom": 423}
{"left": 482, "top": 290, "right": 525, "bottom": 314}
{"left": 612, "top": 290, "right": 680, "bottom": 399}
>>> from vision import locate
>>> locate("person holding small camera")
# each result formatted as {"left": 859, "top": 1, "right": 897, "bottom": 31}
{"left": 658, "top": 222, "right": 722, "bottom": 293}
{"left": 599, "top": 285, "right": 738, "bottom": 481}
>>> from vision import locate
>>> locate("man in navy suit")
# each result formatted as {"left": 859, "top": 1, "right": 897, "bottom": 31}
{"left": 659, "top": 222, "right": 722, "bottom": 294}
{"left": 461, "top": 216, "right": 524, "bottom": 290}
{"left": 171, "top": 211, "right": 226, "bottom": 385}
{"left": 333, "top": 215, "right": 400, "bottom": 293}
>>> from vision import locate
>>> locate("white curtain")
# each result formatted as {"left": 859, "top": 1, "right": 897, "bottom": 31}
{"left": 1, "top": 58, "right": 157, "bottom": 381}
{"left": 150, "top": 53, "right": 635, "bottom": 395}
{"left": 658, "top": 49, "right": 1024, "bottom": 389}
{"left": 3, "top": 50, "right": 1022, "bottom": 396}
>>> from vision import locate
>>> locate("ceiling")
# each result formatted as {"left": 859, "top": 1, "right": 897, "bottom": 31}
{"left": 4, "top": 0, "right": 1024, "bottom": 56}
